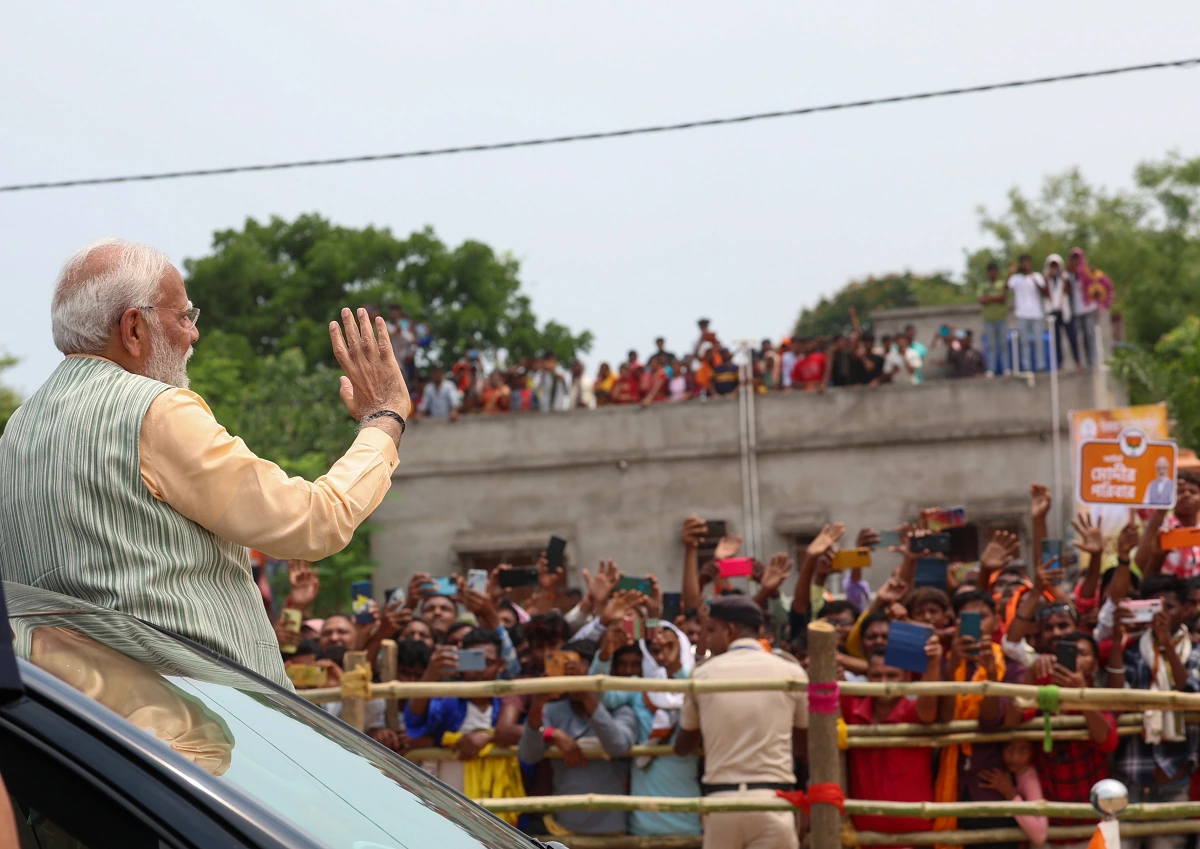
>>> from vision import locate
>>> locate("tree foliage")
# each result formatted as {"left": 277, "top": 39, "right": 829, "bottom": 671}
{"left": 184, "top": 215, "right": 592, "bottom": 614}
{"left": 0, "top": 354, "right": 20, "bottom": 436}
{"left": 184, "top": 214, "right": 592, "bottom": 370}
{"left": 793, "top": 272, "right": 972, "bottom": 338}
{"left": 1111, "top": 317, "right": 1200, "bottom": 452}
{"left": 794, "top": 151, "right": 1200, "bottom": 448}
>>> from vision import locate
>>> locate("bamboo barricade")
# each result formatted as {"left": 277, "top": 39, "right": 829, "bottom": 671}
{"left": 298, "top": 673, "right": 1200, "bottom": 713}
{"left": 378, "top": 639, "right": 400, "bottom": 731}
{"left": 340, "top": 650, "right": 368, "bottom": 731}
{"left": 807, "top": 622, "right": 841, "bottom": 849}
{"left": 539, "top": 818, "right": 1200, "bottom": 848}
{"left": 401, "top": 724, "right": 1146, "bottom": 761}
{"left": 474, "top": 795, "right": 1200, "bottom": 820}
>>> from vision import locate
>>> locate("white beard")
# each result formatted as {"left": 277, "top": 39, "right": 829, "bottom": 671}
{"left": 144, "top": 320, "right": 193, "bottom": 389}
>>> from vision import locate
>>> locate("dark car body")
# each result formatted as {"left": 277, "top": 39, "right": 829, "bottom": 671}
{"left": 0, "top": 581, "right": 557, "bottom": 849}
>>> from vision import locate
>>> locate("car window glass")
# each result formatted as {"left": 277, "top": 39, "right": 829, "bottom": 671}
{"left": 8, "top": 596, "right": 530, "bottom": 849}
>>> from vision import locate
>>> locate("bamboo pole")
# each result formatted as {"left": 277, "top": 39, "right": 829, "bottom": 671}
{"left": 403, "top": 743, "right": 680, "bottom": 761}
{"left": 844, "top": 712, "right": 1145, "bottom": 737}
{"left": 551, "top": 837, "right": 702, "bottom": 849}
{"left": 850, "top": 820, "right": 1200, "bottom": 846}
{"left": 847, "top": 725, "right": 1142, "bottom": 748}
{"left": 379, "top": 639, "right": 399, "bottom": 731}
{"left": 473, "top": 795, "right": 1200, "bottom": 820}
{"left": 550, "top": 837, "right": 702, "bottom": 849}
{"left": 808, "top": 621, "right": 841, "bottom": 849}
{"left": 341, "top": 650, "right": 368, "bottom": 732}
{"left": 296, "top": 674, "right": 1200, "bottom": 711}
{"left": 402, "top": 722, "right": 1143, "bottom": 759}
{"left": 526, "top": 820, "right": 1200, "bottom": 849}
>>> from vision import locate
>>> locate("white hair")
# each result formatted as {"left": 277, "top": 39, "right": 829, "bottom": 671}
{"left": 51, "top": 238, "right": 174, "bottom": 355}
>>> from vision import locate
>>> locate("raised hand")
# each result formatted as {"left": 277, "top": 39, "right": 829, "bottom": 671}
{"left": 601, "top": 590, "right": 648, "bottom": 626}
{"left": 487, "top": 564, "right": 510, "bottom": 601}
{"left": 582, "top": 560, "right": 619, "bottom": 610}
{"left": 1071, "top": 512, "right": 1104, "bottom": 556}
{"left": 644, "top": 575, "right": 663, "bottom": 618}
{"left": 889, "top": 522, "right": 917, "bottom": 556}
{"left": 714, "top": 534, "right": 744, "bottom": 561}
{"left": 405, "top": 572, "right": 434, "bottom": 610}
{"left": 285, "top": 559, "right": 320, "bottom": 612}
{"left": 856, "top": 527, "right": 882, "bottom": 549}
{"left": 1034, "top": 556, "right": 1061, "bottom": 591}
{"left": 1117, "top": 516, "right": 1140, "bottom": 560}
{"left": 460, "top": 586, "right": 499, "bottom": 629}
{"left": 1030, "top": 483, "right": 1052, "bottom": 522}
{"left": 876, "top": 576, "right": 909, "bottom": 606}
{"left": 807, "top": 523, "right": 846, "bottom": 559}
{"left": 328, "top": 307, "right": 412, "bottom": 423}
{"left": 681, "top": 515, "right": 708, "bottom": 549}
{"left": 422, "top": 645, "right": 459, "bottom": 681}
{"left": 979, "top": 530, "right": 1020, "bottom": 574}
{"left": 599, "top": 624, "right": 630, "bottom": 662}
{"left": 759, "top": 554, "right": 794, "bottom": 595}
{"left": 380, "top": 600, "right": 413, "bottom": 637}
{"left": 537, "top": 552, "right": 562, "bottom": 593}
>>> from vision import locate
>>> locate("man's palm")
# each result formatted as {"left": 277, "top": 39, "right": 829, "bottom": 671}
{"left": 287, "top": 560, "right": 320, "bottom": 608}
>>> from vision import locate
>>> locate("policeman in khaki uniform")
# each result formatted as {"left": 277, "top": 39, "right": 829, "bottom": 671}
{"left": 675, "top": 595, "right": 808, "bottom": 849}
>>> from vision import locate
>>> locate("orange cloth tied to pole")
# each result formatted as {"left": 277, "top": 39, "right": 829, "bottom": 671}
{"left": 933, "top": 642, "right": 1006, "bottom": 849}
{"left": 776, "top": 783, "right": 846, "bottom": 815}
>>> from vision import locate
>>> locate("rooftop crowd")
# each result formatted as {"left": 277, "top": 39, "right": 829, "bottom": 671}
{"left": 272, "top": 466, "right": 1200, "bottom": 848}
{"left": 387, "top": 247, "right": 1113, "bottom": 419}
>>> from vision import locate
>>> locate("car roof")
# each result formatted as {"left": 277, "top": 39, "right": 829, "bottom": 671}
{"left": 1, "top": 581, "right": 321, "bottom": 849}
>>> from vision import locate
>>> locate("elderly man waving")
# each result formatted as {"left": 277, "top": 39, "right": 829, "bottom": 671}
{"left": 0, "top": 238, "right": 410, "bottom": 689}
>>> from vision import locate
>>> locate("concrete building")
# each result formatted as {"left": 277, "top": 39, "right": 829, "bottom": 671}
{"left": 372, "top": 368, "right": 1123, "bottom": 597}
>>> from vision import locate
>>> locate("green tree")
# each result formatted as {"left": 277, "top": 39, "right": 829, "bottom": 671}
{"left": 970, "top": 154, "right": 1200, "bottom": 348}
{"left": 1111, "top": 316, "right": 1200, "bottom": 451}
{"left": 793, "top": 272, "right": 972, "bottom": 338}
{"left": 184, "top": 215, "right": 591, "bottom": 613}
{"left": 972, "top": 153, "right": 1200, "bottom": 447}
{"left": 0, "top": 354, "right": 20, "bottom": 436}
{"left": 184, "top": 214, "right": 592, "bottom": 370}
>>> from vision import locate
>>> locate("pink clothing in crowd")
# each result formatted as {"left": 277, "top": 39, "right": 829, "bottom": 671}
{"left": 1012, "top": 765, "right": 1049, "bottom": 846}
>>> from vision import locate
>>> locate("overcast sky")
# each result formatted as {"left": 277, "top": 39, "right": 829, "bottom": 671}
{"left": 3, "top": 2, "right": 1199, "bottom": 394}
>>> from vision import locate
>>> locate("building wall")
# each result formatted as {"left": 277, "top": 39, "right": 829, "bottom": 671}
{"left": 371, "top": 371, "right": 1118, "bottom": 596}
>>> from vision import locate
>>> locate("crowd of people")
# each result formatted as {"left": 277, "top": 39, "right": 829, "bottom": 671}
{"left": 390, "top": 246, "right": 1112, "bottom": 420}
{"left": 270, "top": 467, "right": 1200, "bottom": 848}
{"left": 398, "top": 314, "right": 986, "bottom": 422}
{"left": 979, "top": 249, "right": 1112, "bottom": 376}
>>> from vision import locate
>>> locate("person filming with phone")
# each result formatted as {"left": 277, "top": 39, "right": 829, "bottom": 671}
{"left": 674, "top": 594, "right": 808, "bottom": 849}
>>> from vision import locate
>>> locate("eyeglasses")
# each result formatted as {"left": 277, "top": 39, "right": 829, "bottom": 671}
{"left": 1037, "top": 602, "right": 1078, "bottom": 623}
{"left": 138, "top": 305, "right": 200, "bottom": 328}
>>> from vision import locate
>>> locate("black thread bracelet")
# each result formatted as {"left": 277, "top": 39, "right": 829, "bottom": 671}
{"left": 361, "top": 409, "right": 406, "bottom": 435}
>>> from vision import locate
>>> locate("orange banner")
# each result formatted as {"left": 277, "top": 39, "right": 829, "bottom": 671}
{"left": 1070, "top": 404, "right": 1170, "bottom": 567}
{"left": 1078, "top": 435, "right": 1177, "bottom": 508}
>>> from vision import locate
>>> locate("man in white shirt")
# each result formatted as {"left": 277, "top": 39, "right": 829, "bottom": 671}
{"left": 417, "top": 367, "right": 460, "bottom": 420}
{"left": 567, "top": 360, "right": 596, "bottom": 410}
{"left": 1007, "top": 254, "right": 1047, "bottom": 372}
{"left": 534, "top": 352, "right": 570, "bottom": 412}
{"left": 883, "top": 334, "right": 923, "bottom": 385}
{"left": 780, "top": 338, "right": 799, "bottom": 389}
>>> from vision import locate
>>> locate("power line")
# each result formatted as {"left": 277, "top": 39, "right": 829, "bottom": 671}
{"left": 3, "top": 56, "right": 1198, "bottom": 194}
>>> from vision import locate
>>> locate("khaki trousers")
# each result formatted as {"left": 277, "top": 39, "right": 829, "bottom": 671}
{"left": 701, "top": 789, "right": 799, "bottom": 849}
